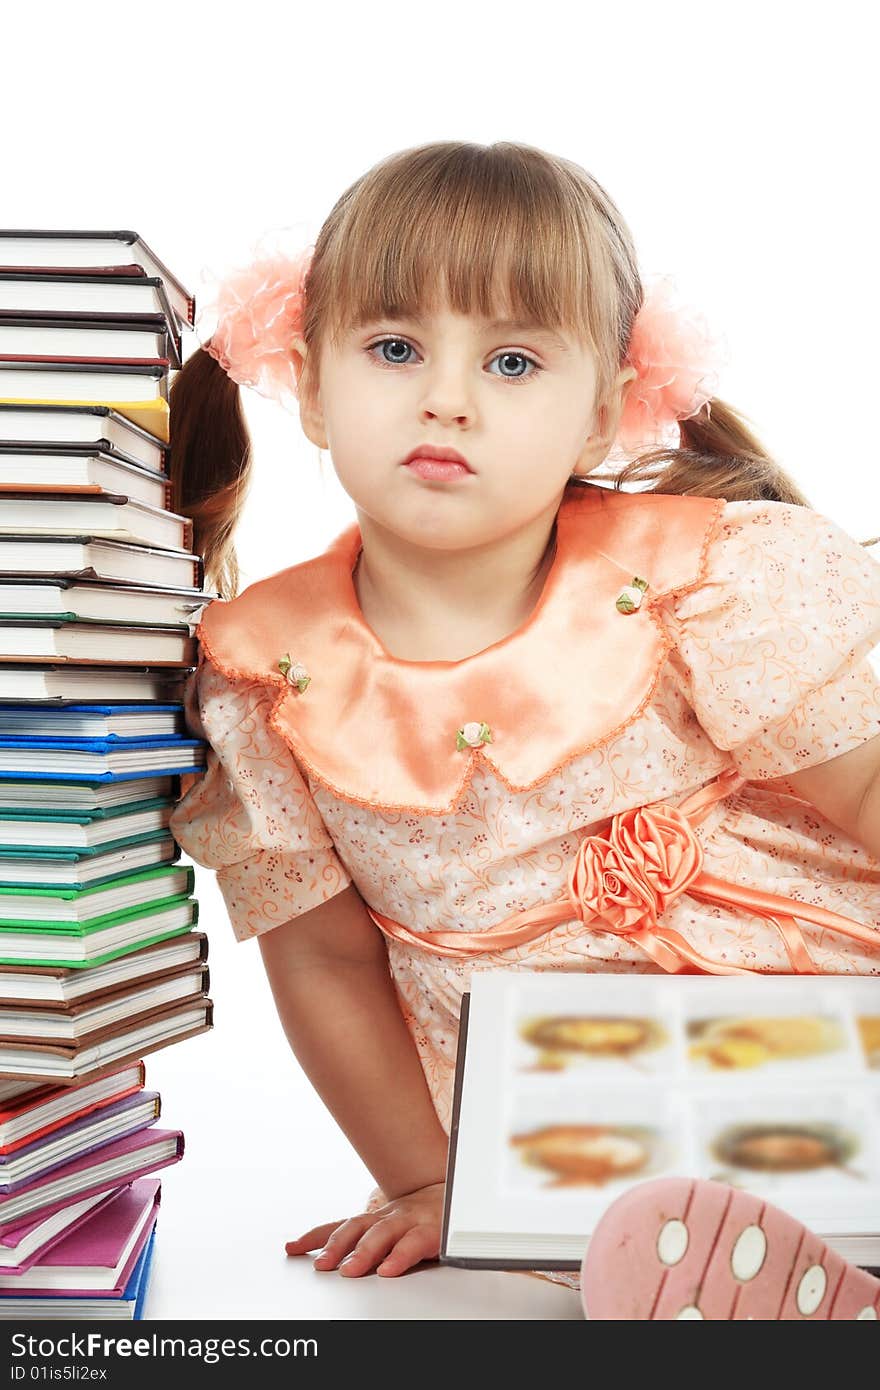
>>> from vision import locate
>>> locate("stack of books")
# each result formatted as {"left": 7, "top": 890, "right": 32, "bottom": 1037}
{"left": 0, "top": 229, "right": 213, "bottom": 1318}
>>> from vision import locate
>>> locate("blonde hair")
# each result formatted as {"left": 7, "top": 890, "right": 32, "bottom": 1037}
{"left": 170, "top": 140, "right": 849, "bottom": 599}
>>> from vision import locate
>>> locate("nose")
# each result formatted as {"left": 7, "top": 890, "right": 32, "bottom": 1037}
{"left": 417, "top": 356, "right": 475, "bottom": 425}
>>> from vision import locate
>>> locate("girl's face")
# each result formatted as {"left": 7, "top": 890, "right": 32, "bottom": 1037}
{"left": 294, "top": 302, "right": 635, "bottom": 552}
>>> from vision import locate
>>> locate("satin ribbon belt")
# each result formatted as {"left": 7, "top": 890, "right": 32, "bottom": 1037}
{"left": 365, "top": 766, "right": 880, "bottom": 975}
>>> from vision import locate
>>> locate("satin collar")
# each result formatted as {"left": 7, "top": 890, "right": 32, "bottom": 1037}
{"left": 196, "top": 483, "right": 725, "bottom": 813}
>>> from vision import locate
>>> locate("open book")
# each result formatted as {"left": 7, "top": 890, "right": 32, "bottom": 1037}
{"left": 440, "top": 972, "right": 880, "bottom": 1270}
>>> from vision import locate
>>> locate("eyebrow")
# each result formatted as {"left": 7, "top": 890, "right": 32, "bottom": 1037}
{"left": 369, "top": 311, "right": 572, "bottom": 353}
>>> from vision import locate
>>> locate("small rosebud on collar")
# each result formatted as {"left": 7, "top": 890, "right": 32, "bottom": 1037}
{"left": 615, "top": 575, "right": 650, "bottom": 614}
{"left": 456, "top": 720, "right": 493, "bottom": 751}
{"left": 277, "top": 653, "right": 311, "bottom": 692}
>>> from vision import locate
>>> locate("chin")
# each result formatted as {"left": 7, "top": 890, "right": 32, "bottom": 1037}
{"left": 357, "top": 491, "right": 488, "bottom": 548}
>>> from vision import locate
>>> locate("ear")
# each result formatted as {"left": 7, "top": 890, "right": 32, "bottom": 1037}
{"left": 290, "top": 333, "right": 329, "bottom": 450}
{"left": 571, "top": 364, "right": 638, "bottom": 478}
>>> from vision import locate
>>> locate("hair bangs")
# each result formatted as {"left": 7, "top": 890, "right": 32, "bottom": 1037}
{"left": 315, "top": 145, "right": 599, "bottom": 356}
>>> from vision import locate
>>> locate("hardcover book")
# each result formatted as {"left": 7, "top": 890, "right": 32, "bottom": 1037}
{"left": 441, "top": 972, "right": 880, "bottom": 1270}
{"left": 0, "top": 1126, "right": 183, "bottom": 1234}
{"left": 0, "top": 404, "right": 167, "bottom": 473}
{"left": 0, "top": 1216, "right": 158, "bottom": 1318}
{"left": 0, "top": 1177, "right": 161, "bottom": 1295}
{"left": 0, "top": 1062, "right": 146, "bottom": 1153}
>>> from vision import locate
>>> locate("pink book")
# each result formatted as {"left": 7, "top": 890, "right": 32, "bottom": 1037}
{"left": 0, "top": 1127, "right": 182, "bottom": 1235}
{"left": 0, "top": 1179, "right": 160, "bottom": 1295}
{"left": 0, "top": 1185, "right": 125, "bottom": 1274}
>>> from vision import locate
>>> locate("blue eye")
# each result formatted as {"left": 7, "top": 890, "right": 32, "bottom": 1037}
{"left": 365, "top": 337, "right": 542, "bottom": 385}
{"left": 486, "top": 350, "right": 538, "bottom": 382}
{"left": 369, "top": 337, "right": 415, "bottom": 366}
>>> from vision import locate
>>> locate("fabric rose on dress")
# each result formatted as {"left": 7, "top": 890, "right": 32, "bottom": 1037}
{"left": 567, "top": 834, "right": 661, "bottom": 935}
{"left": 567, "top": 802, "right": 704, "bottom": 935}
{"left": 609, "top": 803, "right": 704, "bottom": 913}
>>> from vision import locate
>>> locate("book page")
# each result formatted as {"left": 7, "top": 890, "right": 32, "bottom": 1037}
{"left": 448, "top": 973, "right": 880, "bottom": 1250}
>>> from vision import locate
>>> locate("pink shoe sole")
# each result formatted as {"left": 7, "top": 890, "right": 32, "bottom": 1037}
{"left": 580, "top": 1177, "right": 880, "bottom": 1320}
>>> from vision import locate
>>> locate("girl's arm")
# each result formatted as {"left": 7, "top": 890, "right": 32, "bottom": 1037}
{"left": 172, "top": 657, "right": 448, "bottom": 1272}
{"left": 256, "top": 883, "right": 450, "bottom": 1202}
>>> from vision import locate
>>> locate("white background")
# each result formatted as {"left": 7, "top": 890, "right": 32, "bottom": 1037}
{"left": 2, "top": 0, "right": 878, "bottom": 1320}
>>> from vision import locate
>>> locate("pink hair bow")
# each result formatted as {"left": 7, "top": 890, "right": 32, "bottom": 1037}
{"left": 615, "top": 273, "right": 731, "bottom": 454}
{"left": 195, "top": 230, "right": 315, "bottom": 415}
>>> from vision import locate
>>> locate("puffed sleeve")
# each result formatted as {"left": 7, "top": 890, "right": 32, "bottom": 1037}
{"left": 168, "top": 650, "right": 352, "bottom": 941}
{"left": 658, "top": 497, "right": 880, "bottom": 780}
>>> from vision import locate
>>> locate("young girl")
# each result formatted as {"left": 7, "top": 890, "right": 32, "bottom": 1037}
{"left": 167, "top": 140, "right": 880, "bottom": 1319}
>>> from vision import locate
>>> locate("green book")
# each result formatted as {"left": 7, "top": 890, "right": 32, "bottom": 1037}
{"left": 0, "top": 779, "right": 177, "bottom": 815}
{"left": 0, "top": 830, "right": 174, "bottom": 861}
{"left": 0, "top": 898, "right": 199, "bottom": 968}
{"left": 0, "top": 864, "right": 194, "bottom": 928}
{"left": 0, "top": 796, "right": 173, "bottom": 823}
{"left": 0, "top": 798, "right": 174, "bottom": 861}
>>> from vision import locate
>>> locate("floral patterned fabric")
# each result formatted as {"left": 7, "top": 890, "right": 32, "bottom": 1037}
{"left": 169, "top": 496, "right": 880, "bottom": 1294}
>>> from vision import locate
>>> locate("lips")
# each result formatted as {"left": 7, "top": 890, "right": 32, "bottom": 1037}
{"left": 401, "top": 445, "right": 473, "bottom": 471}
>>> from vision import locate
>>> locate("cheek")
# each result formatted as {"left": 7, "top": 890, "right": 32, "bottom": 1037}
{"left": 322, "top": 385, "right": 389, "bottom": 464}
{"left": 479, "top": 401, "right": 578, "bottom": 480}
{"left": 538, "top": 386, "right": 595, "bottom": 439}
{"left": 490, "top": 383, "right": 591, "bottom": 448}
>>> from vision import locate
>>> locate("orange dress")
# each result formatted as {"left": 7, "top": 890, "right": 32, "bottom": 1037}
{"left": 169, "top": 482, "right": 880, "bottom": 1293}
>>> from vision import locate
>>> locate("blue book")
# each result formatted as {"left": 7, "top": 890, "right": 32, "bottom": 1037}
{"left": 0, "top": 704, "right": 184, "bottom": 742}
{"left": 0, "top": 706, "right": 182, "bottom": 713}
{"left": 0, "top": 735, "right": 205, "bottom": 783}
{"left": 0, "top": 733, "right": 186, "bottom": 747}
{"left": 132, "top": 1222, "right": 157, "bottom": 1319}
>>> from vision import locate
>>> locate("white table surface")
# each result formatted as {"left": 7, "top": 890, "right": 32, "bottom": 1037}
{"left": 136, "top": 876, "right": 584, "bottom": 1321}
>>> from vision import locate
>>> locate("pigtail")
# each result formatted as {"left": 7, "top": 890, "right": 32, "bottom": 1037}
{"left": 168, "top": 341, "right": 253, "bottom": 600}
{"left": 608, "top": 396, "right": 813, "bottom": 508}
{"left": 609, "top": 409, "right": 880, "bottom": 550}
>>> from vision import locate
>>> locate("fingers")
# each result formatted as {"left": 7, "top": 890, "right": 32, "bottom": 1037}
{"left": 288, "top": 1214, "right": 375, "bottom": 1267}
{"left": 284, "top": 1220, "right": 348, "bottom": 1256}
{"left": 314, "top": 1213, "right": 377, "bottom": 1270}
{"left": 286, "top": 1213, "right": 441, "bottom": 1278}
{"left": 336, "top": 1218, "right": 438, "bottom": 1279}
{"left": 375, "top": 1224, "right": 440, "bottom": 1277}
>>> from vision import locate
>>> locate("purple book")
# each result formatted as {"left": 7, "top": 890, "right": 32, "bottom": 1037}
{"left": 0, "top": 1179, "right": 160, "bottom": 1296}
{"left": 0, "top": 1127, "right": 183, "bottom": 1235}
{"left": 0, "top": 1092, "right": 160, "bottom": 1193}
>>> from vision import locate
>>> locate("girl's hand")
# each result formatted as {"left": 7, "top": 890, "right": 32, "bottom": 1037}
{"left": 284, "top": 1180, "right": 445, "bottom": 1278}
